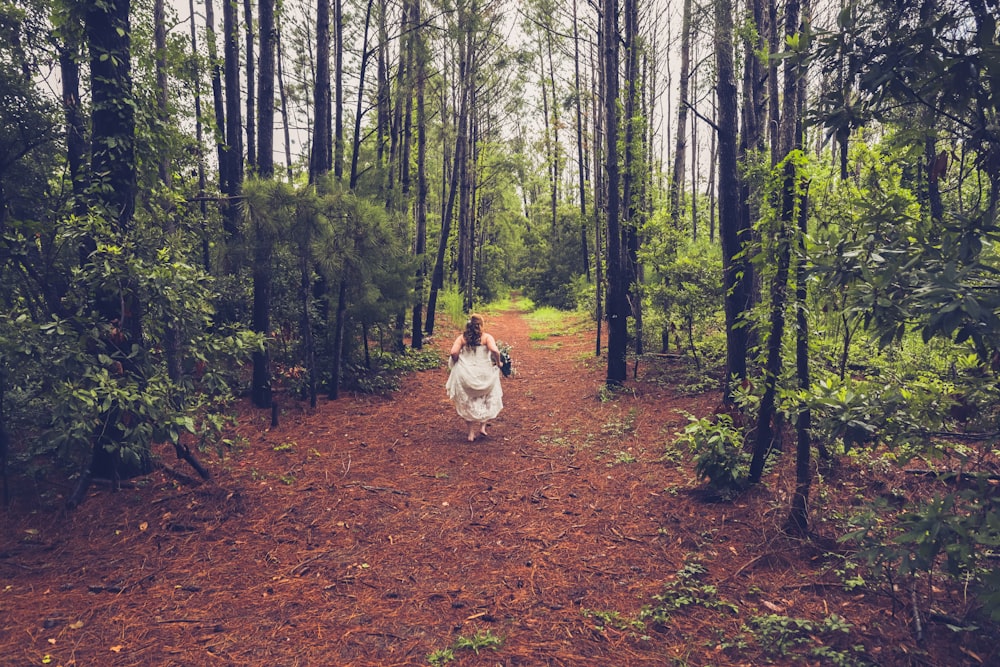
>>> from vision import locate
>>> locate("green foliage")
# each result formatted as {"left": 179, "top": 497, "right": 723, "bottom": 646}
{"left": 518, "top": 205, "right": 590, "bottom": 310}
{"left": 742, "top": 614, "right": 865, "bottom": 666}
{"left": 436, "top": 288, "right": 467, "bottom": 331}
{"left": 640, "top": 561, "right": 738, "bottom": 626}
{"left": 426, "top": 648, "right": 454, "bottom": 665}
{"left": 582, "top": 608, "right": 645, "bottom": 632}
{"left": 343, "top": 347, "right": 441, "bottom": 395}
{"left": 450, "top": 629, "right": 503, "bottom": 654}
{"left": 7, "top": 215, "right": 263, "bottom": 474}
{"left": 675, "top": 413, "right": 749, "bottom": 496}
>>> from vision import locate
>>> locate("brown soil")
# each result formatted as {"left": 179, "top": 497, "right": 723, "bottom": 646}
{"left": 0, "top": 304, "right": 993, "bottom": 666}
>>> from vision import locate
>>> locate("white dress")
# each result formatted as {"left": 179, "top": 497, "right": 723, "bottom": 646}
{"left": 446, "top": 344, "right": 504, "bottom": 423}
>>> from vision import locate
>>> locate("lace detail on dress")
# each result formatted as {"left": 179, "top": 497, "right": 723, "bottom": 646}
{"left": 445, "top": 344, "right": 504, "bottom": 422}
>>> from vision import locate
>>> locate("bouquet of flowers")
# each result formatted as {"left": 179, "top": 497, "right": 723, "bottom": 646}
{"left": 497, "top": 340, "right": 514, "bottom": 377}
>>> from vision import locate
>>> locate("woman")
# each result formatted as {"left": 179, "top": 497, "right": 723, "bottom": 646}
{"left": 445, "top": 313, "right": 504, "bottom": 441}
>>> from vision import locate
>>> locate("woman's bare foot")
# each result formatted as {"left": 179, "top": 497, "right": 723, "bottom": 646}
{"left": 467, "top": 425, "right": 477, "bottom": 442}
{"left": 480, "top": 423, "right": 489, "bottom": 436}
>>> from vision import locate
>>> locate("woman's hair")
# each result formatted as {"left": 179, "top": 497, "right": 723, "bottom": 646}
{"left": 464, "top": 313, "right": 484, "bottom": 346}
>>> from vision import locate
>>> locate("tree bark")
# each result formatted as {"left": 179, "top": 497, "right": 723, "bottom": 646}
{"left": 717, "top": 0, "right": 749, "bottom": 401}
{"left": 603, "top": 0, "right": 626, "bottom": 386}
{"left": 310, "top": 0, "right": 332, "bottom": 179}
{"left": 426, "top": 3, "right": 472, "bottom": 334}
{"left": 622, "top": 0, "right": 641, "bottom": 358}
{"left": 573, "top": 0, "right": 589, "bottom": 280}
{"left": 275, "top": 10, "right": 294, "bottom": 180}
{"left": 222, "top": 0, "right": 244, "bottom": 239}
{"left": 669, "top": 0, "right": 692, "bottom": 228}
{"left": 71, "top": 0, "right": 146, "bottom": 506}
{"left": 187, "top": 0, "right": 211, "bottom": 268}
{"left": 334, "top": 0, "right": 345, "bottom": 181}
{"left": 244, "top": 0, "right": 256, "bottom": 173}
{"left": 204, "top": 0, "right": 228, "bottom": 205}
{"left": 349, "top": 0, "right": 376, "bottom": 189}
{"left": 411, "top": 0, "right": 428, "bottom": 349}
{"left": 251, "top": 0, "right": 277, "bottom": 410}
{"left": 749, "top": 0, "right": 803, "bottom": 486}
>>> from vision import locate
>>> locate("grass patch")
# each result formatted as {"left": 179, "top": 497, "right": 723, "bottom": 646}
{"left": 524, "top": 307, "right": 592, "bottom": 342}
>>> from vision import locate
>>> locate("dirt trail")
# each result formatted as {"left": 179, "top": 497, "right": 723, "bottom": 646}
{"left": 3, "top": 305, "right": 978, "bottom": 666}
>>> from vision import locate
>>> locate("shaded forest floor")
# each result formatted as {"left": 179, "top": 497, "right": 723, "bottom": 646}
{"left": 1, "top": 302, "right": 995, "bottom": 666}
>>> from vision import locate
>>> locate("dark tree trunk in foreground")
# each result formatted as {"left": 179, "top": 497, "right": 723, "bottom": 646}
{"left": 310, "top": 0, "right": 332, "bottom": 178}
{"left": 785, "top": 0, "right": 812, "bottom": 534}
{"left": 603, "top": 0, "right": 627, "bottom": 386}
{"left": 716, "top": 0, "right": 749, "bottom": 402}
{"left": 244, "top": 0, "right": 256, "bottom": 173}
{"left": 426, "top": 5, "right": 472, "bottom": 335}
{"left": 187, "top": 0, "right": 211, "bottom": 268}
{"left": 251, "top": 0, "right": 277, "bottom": 409}
{"left": 786, "top": 181, "right": 812, "bottom": 534}
{"left": 669, "top": 0, "right": 692, "bottom": 227}
{"left": 70, "top": 0, "right": 148, "bottom": 508}
{"left": 204, "top": 0, "right": 228, "bottom": 205}
{"left": 411, "top": 0, "right": 428, "bottom": 349}
{"left": 749, "top": 0, "right": 802, "bottom": 486}
{"left": 222, "top": 0, "right": 244, "bottom": 241}
{"left": 573, "top": 0, "right": 589, "bottom": 280}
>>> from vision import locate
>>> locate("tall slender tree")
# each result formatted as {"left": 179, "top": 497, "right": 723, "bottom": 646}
{"left": 717, "top": 0, "right": 749, "bottom": 401}
{"left": 69, "top": 0, "right": 143, "bottom": 506}
{"left": 749, "top": 0, "right": 804, "bottom": 485}
{"left": 604, "top": 0, "right": 627, "bottom": 386}
{"left": 310, "top": 0, "right": 332, "bottom": 178}
{"left": 251, "top": 0, "right": 277, "bottom": 409}
{"left": 572, "top": 0, "right": 590, "bottom": 280}
{"left": 222, "top": 0, "right": 244, "bottom": 240}
{"left": 410, "top": 0, "right": 428, "bottom": 349}
{"left": 669, "top": 0, "right": 692, "bottom": 228}
{"left": 244, "top": 0, "right": 256, "bottom": 172}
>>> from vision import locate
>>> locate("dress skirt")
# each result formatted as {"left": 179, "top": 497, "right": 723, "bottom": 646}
{"left": 446, "top": 345, "right": 504, "bottom": 423}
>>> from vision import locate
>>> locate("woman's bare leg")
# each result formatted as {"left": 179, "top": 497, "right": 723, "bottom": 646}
{"left": 467, "top": 422, "right": 477, "bottom": 442}
{"left": 480, "top": 421, "right": 489, "bottom": 436}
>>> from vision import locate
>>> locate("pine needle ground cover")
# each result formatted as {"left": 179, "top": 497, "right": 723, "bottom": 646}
{"left": 1, "top": 307, "right": 993, "bottom": 666}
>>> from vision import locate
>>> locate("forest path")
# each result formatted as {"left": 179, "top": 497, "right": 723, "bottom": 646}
{"left": 1, "top": 303, "right": 729, "bottom": 666}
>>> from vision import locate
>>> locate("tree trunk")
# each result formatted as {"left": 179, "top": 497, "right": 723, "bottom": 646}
{"left": 187, "top": 0, "right": 211, "bottom": 268}
{"left": 622, "top": 0, "right": 641, "bottom": 358}
{"left": 349, "top": 0, "right": 376, "bottom": 189}
{"left": 386, "top": 0, "right": 410, "bottom": 210}
{"left": 426, "top": 5, "right": 472, "bottom": 334}
{"left": 204, "top": 0, "right": 228, "bottom": 207}
{"left": 275, "top": 11, "right": 294, "bottom": 180}
{"left": 573, "top": 0, "right": 589, "bottom": 280}
{"left": 376, "top": 0, "right": 390, "bottom": 171}
{"left": 329, "top": 279, "right": 348, "bottom": 399}
{"left": 592, "top": 18, "right": 604, "bottom": 357}
{"left": 749, "top": 0, "right": 803, "bottom": 486}
{"left": 334, "top": 0, "right": 345, "bottom": 181}
{"left": 258, "top": 0, "right": 275, "bottom": 177}
{"left": 310, "top": 0, "right": 332, "bottom": 179}
{"left": 786, "top": 180, "right": 812, "bottom": 535}
{"left": 547, "top": 27, "right": 560, "bottom": 235}
{"left": 251, "top": 0, "right": 277, "bottom": 410}
{"left": 603, "top": 0, "right": 626, "bottom": 386}
{"left": 786, "top": 0, "right": 813, "bottom": 534}
{"left": 717, "top": 0, "right": 749, "bottom": 402}
{"left": 669, "top": 0, "right": 692, "bottom": 228}
{"left": 70, "top": 0, "right": 146, "bottom": 507}
{"left": 244, "top": 0, "right": 256, "bottom": 173}
{"left": 411, "top": 0, "right": 428, "bottom": 349}
{"left": 57, "top": 24, "right": 87, "bottom": 226}
{"left": 222, "top": 0, "right": 244, "bottom": 240}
